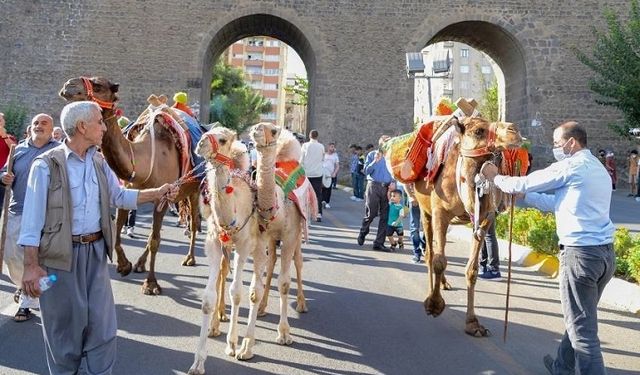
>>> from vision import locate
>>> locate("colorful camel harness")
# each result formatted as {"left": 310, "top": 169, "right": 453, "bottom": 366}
{"left": 81, "top": 77, "right": 117, "bottom": 110}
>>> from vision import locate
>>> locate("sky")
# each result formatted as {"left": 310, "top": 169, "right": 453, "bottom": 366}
{"left": 286, "top": 46, "right": 307, "bottom": 78}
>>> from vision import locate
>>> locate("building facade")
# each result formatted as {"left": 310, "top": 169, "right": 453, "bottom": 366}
{"left": 226, "top": 36, "right": 288, "bottom": 126}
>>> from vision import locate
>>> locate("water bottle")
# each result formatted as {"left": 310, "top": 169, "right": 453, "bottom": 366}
{"left": 18, "top": 275, "right": 57, "bottom": 308}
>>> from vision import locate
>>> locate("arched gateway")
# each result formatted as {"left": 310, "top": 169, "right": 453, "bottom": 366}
{"left": 0, "top": 2, "right": 632, "bottom": 156}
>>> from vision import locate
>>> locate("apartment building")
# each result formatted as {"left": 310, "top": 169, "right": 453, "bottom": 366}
{"left": 226, "top": 36, "right": 288, "bottom": 126}
{"left": 414, "top": 42, "right": 498, "bottom": 124}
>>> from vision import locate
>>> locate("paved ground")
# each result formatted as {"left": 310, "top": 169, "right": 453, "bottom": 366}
{"left": 0, "top": 189, "right": 639, "bottom": 374}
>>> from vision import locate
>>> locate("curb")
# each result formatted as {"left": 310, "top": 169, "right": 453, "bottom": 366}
{"left": 447, "top": 225, "right": 640, "bottom": 315}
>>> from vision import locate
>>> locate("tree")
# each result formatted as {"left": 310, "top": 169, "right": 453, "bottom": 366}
{"left": 209, "top": 60, "right": 272, "bottom": 134}
{"left": 0, "top": 102, "right": 28, "bottom": 138}
{"left": 575, "top": 0, "right": 640, "bottom": 136}
{"left": 477, "top": 65, "right": 499, "bottom": 122}
{"left": 285, "top": 76, "right": 308, "bottom": 106}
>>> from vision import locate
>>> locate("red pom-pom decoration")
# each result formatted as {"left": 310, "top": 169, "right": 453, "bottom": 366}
{"left": 219, "top": 232, "right": 230, "bottom": 243}
{"left": 225, "top": 185, "right": 234, "bottom": 194}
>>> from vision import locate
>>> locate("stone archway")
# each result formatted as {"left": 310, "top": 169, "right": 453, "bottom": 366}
{"left": 198, "top": 14, "right": 316, "bottom": 129}
{"left": 425, "top": 21, "right": 529, "bottom": 133}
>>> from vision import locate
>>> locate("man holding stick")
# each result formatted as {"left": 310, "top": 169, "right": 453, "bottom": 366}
{"left": 1, "top": 113, "right": 59, "bottom": 322}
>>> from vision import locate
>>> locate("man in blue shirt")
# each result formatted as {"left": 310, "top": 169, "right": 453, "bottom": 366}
{"left": 482, "top": 121, "right": 615, "bottom": 375}
{"left": 1, "top": 113, "right": 59, "bottom": 322}
{"left": 357, "top": 135, "right": 395, "bottom": 251}
{"left": 19, "top": 101, "right": 177, "bottom": 375}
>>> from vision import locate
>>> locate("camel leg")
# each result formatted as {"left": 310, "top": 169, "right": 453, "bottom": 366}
{"left": 421, "top": 209, "right": 435, "bottom": 293}
{"left": 293, "top": 240, "right": 307, "bottom": 313}
{"left": 257, "top": 240, "right": 277, "bottom": 317}
{"left": 114, "top": 208, "right": 133, "bottom": 276}
{"left": 464, "top": 228, "right": 491, "bottom": 337}
{"left": 424, "top": 208, "right": 452, "bottom": 317}
{"left": 236, "top": 242, "right": 267, "bottom": 361}
{"left": 188, "top": 235, "right": 223, "bottom": 375}
{"left": 276, "top": 242, "right": 295, "bottom": 345}
{"left": 209, "top": 254, "right": 230, "bottom": 337}
{"left": 225, "top": 249, "right": 247, "bottom": 357}
{"left": 182, "top": 193, "right": 199, "bottom": 267}
{"left": 141, "top": 205, "right": 166, "bottom": 295}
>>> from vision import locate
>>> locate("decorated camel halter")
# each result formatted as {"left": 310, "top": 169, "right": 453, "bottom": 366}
{"left": 206, "top": 133, "right": 235, "bottom": 169}
{"left": 80, "top": 77, "right": 117, "bottom": 110}
{"left": 459, "top": 121, "right": 498, "bottom": 157}
{"left": 255, "top": 125, "right": 279, "bottom": 231}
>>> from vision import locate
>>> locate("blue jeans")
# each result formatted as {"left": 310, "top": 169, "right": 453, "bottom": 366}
{"left": 480, "top": 219, "right": 499, "bottom": 271}
{"left": 551, "top": 244, "right": 615, "bottom": 375}
{"left": 352, "top": 173, "right": 365, "bottom": 199}
{"left": 409, "top": 203, "right": 425, "bottom": 257}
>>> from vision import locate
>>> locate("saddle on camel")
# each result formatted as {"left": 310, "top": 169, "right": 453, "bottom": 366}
{"left": 59, "top": 76, "right": 206, "bottom": 295}
{"left": 383, "top": 98, "right": 523, "bottom": 337}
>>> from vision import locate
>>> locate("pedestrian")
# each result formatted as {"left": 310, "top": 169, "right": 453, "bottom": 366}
{"left": 172, "top": 91, "right": 196, "bottom": 119}
{"left": 321, "top": 142, "right": 339, "bottom": 209}
{"left": 404, "top": 182, "right": 425, "bottom": 264}
{"left": 52, "top": 127, "right": 66, "bottom": 142}
{"left": 627, "top": 150, "right": 638, "bottom": 197}
{"left": 349, "top": 143, "right": 359, "bottom": 201}
{"left": 481, "top": 121, "right": 615, "bottom": 375}
{"left": 605, "top": 150, "right": 616, "bottom": 191}
{"left": 354, "top": 146, "right": 365, "bottom": 201}
{"left": 357, "top": 135, "right": 395, "bottom": 251}
{"left": 0, "top": 112, "right": 18, "bottom": 219}
{"left": 386, "top": 188, "right": 405, "bottom": 251}
{"left": 1, "top": 113, "right": 59, "bottom": 322}
{"left": 18, "top": 101, "right": 178, "bottom": 375}
{"left": 300, "top": 129, "right": 325, "bottom": 221}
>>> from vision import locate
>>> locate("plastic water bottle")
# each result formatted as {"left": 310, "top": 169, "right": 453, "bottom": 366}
{"left": 18, "top": 275, "right": 57, "bottom": 308}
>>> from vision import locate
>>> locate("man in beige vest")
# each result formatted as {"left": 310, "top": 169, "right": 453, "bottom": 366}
{"left": 18, "top": 101, "right": 177, "bottom": 375}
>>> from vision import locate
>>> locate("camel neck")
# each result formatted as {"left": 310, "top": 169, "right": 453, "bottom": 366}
{"left": 211, "top": 167, "right": 236, "bottom": 225}
{"left": 255, "top": 147, "right": 277, "bottom": 211}
{"left": 100, "top": 109, "right": 137, "bottom": 183}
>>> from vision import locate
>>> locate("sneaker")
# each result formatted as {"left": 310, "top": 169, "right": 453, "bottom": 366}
{"left": 479, "top": 269, "right": 501, "bottom": 280}
{"left": 325, "top": 203, "right": 331, "bottom": 209}
{"left": 121, "top": 226, "right": 128, "bottom": 234}
{"left": 390, "top": 243, "right": 397, "bottom": 252}
{"left": 412, "top": 256, "right": 422, "bottom": 264}
{"left": 356, "top": 198, "right": 364, "bottom": 202}
{"left": 350, "top": 196, "right": 357, "bottom": 201}
{"left": 322, "top": 201, "right": 326, "bottom": 208}
{"left": 357, "top": 233, "right": 365, "bottom": 246}
{"left": 543, "top": 354, "right": 554, "bottom": 375}
{"left": 126, "top": 227, "right": 135, "bottom": 237}
{"left": 316, "top": 214, "right": 322, "bottom": 222}
{"left": 398, "top": 242, "right": 404, "bottom": 250}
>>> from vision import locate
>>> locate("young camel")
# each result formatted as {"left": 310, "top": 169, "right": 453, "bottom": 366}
{"left": 249, "top": 123, "right": 317, "bottom": 344}
{"left": 189, "top": 126, "right": 267, "bottom": 375}
{"left": 412, "top": 117, "right": 521, "bottom": 336}
{"left": 59, "top": 77, "right": 200, "bottom": 295}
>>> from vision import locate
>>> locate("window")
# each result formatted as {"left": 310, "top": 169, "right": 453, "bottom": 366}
{"left": 481, "top": 66, "right": 492, "bottom": 74}
{"left": 247, "top": 39, "right": 264, "bottom": 47}
{"left": 232, "top": 53, "right": 244, "bottom": 59}
{"left": 268, "top": 98, "right": 278, "bottom": 105}
{"left": 460, "top": 81, "right": 469, "bottom": 89}
{"left": 460, "top": 65, "right": 470, "bottom": 74}
{"left": 250, "top": 81, "right": 262, "bottom": 89}
{"left": 460, "top": 48, "right": 469, "bottom": 58}
{"left": 247, "top": 53, "right": 263, "bottom": 60}
{"left": 262, "top": 112, "right": 277, "bottom": 120}
{"left": 264, "top": 69, "right": 280, "bottom": 76}
{"left": 265, "top": 54, "right": 280, "bottom": 62}
{"left": 245, "top": 66, "right": 262, "bottom": 74}
{"left": 266, "top": 40, "right": 280, "bottom": 47}
{"left": 263, "top": 83, "right": 278, "bottom": 90}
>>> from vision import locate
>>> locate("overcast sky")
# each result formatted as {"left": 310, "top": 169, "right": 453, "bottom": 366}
{"left": 286, "top": 46, "right": 307, "bottom": 78}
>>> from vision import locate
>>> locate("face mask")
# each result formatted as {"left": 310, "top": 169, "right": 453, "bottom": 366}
{"left": 552, "top": 139, "right": 572, "bottom": 162}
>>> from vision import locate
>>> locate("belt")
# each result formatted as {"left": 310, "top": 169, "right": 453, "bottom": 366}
{"left": 72, "top": 231, "right": 103, "bottom": 244}
{"left": 370, "top": 181, "right": 391, "bottom": 187}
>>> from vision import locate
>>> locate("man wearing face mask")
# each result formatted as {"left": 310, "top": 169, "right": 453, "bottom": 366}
{"left": 480, "top": 121, "right": 615, "bottom": 375}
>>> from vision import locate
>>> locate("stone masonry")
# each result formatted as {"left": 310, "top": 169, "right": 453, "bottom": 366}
{"left": 0, "top": 0, "right": 637, "bottom": 175}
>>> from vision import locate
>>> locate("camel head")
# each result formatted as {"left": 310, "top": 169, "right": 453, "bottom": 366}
{"left": 458, "top": 118, "right": 522, "bottom": 157}
{"left": 249, "top": 122, "right": 281, "bottom": 148}
{"left": 59, "top": 76, "right": 119, "bottom": 108}
{"left": 196, "top": 125, "right": 245, "bottom": 169}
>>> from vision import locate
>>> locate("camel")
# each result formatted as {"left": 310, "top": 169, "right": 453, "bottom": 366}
{"left": 59, "top": 77, "right": 201, "bottom": 295}
{"left": 189, "top": 126, "right": 268, "bottom": 374}
{"left": 249, "top": 122, "right": 318, "bottom": 344}
{"left": 409, "top": 116, "right": 521, "bottom": 336}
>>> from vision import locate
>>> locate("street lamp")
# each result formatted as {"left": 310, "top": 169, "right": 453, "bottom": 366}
{"left": 406, "top": 50, "right": 452, "bottom": 116}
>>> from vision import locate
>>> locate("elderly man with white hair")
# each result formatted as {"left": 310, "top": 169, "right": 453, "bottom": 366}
{"left": 18, "top": 101, "right": 178, "bottom": 375}
{"left": 1, "top": 113, "right": 59, "bottom": 322}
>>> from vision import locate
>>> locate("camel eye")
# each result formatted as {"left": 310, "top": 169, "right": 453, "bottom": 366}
{"left": 271, "top": 129, "right": 277, "bottom": 136}
{"left": 219, "top": 139, "right": 227, "bottom": 145}
{"left": 474, "top": 128, "right": 484, "bottom": 137}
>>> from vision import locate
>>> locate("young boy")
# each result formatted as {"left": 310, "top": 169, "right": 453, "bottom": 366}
{"left": 386, "top": 189, "right": 405, "bottom": 251}
{"left": 628, "top": 150, "right": 638, "bottom": 197}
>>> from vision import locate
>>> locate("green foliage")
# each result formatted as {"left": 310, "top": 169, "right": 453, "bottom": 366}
{"left": 209, "top": 60, "right": 272, "bottom": 134}
{"left": 0, "top": 102, "right": 28, "bottom": 138}
{"left": 575, "top": 0, "right": 640, "bottom": 136}
{"left": 612, "top": 228, "right": 640, "bottom": 282}
{"left": 285, "top": 76, "right": 308, "bottom": 106}
{"left": 476, "top": 65, "right": 499, "bottom": 122}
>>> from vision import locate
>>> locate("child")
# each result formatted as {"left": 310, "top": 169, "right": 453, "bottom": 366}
{"left": 628, "top": 150, "right": 638, "bottom": 197}
{"left": 387, "top": 189, "right": 405, "bottom": 251}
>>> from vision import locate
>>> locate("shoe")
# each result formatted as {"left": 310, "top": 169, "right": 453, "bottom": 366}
{"left": 372, "top": 244, "right": 391, "bottom": 252}
{"left": 14, "top": 307, "right": 33, "bottom": 323}
{"left": 543, "top": 354, "right": 554, "bottom": 374}
{"left": 412, "top": 256, "right": 422, "bottom": 264}
{"left": 121, "top": 226, "right": 128, "bottom": 234}
{"left": 316, "top": 214, "right": 322, "bottom": 222}
{"left": 398, "top": 242, "right": 404, "bottom": 250}
{"left": 357, "top": 233, "right": 365, "bottom": 246}
{"left": 390, "top": 243, "right": 397, "bottom": 252}
{"left": 628, "top": 193, "right": 635, "bottom": 197}
{"left": 325, "top": 203, "right": 331, "bottom": 209}
{"left": 479, "top": 269, "right": 501, "bottom": 280}
{"left": 126, "top": 227, "right": 135, "bottom": 237}
{"left": 322, "top": 201, "right": 326, "bottom": 208}
{"left": 350, "top": 196, "right": 357, "bottom": 201}
{"left": 356, "top": 198, "right": 364, "bottom": 202}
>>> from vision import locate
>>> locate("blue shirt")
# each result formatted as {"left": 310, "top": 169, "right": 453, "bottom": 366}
{"left": 494, "top": 149, "right": 615, "bottom": 246}
{"left": 1, "top": 137, "right": 59, "bottom": 215}
{"left": 18, "top": 143, "right": 139, "bottom": 247}
{"left": 350, "top": 154, "right": 359, "bottom": 174}
{"left": 363, "top": 150, "right": 393, "bottom": 184}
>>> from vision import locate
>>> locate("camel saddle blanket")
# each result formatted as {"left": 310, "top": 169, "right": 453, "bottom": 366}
{"left": 384, "top": 121, "right": 435, "bottom": 183}
{"left": 424, "top": 124, "right": 460, "bottom": 184}
{"left": 275, "top": 160, "right": 316, "bottom": 242}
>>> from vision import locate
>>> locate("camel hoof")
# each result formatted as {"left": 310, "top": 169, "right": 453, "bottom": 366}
{"left": 276, "top": 327, "right": 293, "bottom": 345}
{"left": 235, "top": 338, "right": 255, "bottom": 361}
{"left": 257, "top": 309, "right": 268, "bottom": 318}
{"left": 208, "top": 326, "right": 221, "bottom": 338}
{"left": 188, "top": 361, "right": 205, "bottom": 375}
{"left": 142, "top": 280, "right": 162, "bottom": 295}
{"left": 442, "top": 281, "right": 453, "bottom": 290}
{"left": 217, "top": 313, "right": 229, "bottom": 322}
{"left": 182, "top": 255, "right": 196, "bottom": 267}
{"left": 465, "top": 318, "right": 491, "bottom": 337}
{"left": 295, "top": 301, "right": 308, "bottom": 313}
{"left": 424, "top": 295, "right": 446, "bottom": 317}
{"left": 117, "top": 261, "right": 133, "bottom": 277}
{"left": 133, "top": 264, "right": 147, "bottom": 273}
{"left": 225, "top": 343, "right": 236, "bottom": 357}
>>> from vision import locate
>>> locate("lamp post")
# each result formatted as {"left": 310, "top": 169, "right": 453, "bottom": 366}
{"left": 406, "top": 50, "right": 452, "bottom": 116}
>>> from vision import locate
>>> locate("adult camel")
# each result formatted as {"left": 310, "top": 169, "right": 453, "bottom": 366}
{"left": 411, "top": 117, "right": 521, "bottom": 336}
{"left": 59, "top": 76, "right": 201, "bottom": 295}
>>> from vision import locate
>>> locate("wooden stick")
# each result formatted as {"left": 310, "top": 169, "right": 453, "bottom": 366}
{"left": 503, "top": 160, "right": 521, "bottom": 342}
{"left": 0, "top": 144, "right": 17, "bottom": 273}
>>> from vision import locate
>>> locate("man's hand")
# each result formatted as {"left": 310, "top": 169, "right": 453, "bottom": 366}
{"left": 374, "top": 150, "right": 383, "bottom": 163}
{"left": 158, "top": 183, "right": 179, "bottom": 201}
{"left": 1, "top": 172, "right": 14, "bottom": 185}
{"left": 480, "top": 162, "right": 499, "bottom": 182}
{"left": 22, "top": 264, "right": 47, "bottom": 298}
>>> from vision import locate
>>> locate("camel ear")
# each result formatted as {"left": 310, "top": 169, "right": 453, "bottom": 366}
{"left": 110, "top": 82, "right": 119, "bottom": 93}
{"left": 159, "top": 95, "right": 168, "bottom": 104}
{"left": 454, "top": 118, "right": 465, "bottom": 134}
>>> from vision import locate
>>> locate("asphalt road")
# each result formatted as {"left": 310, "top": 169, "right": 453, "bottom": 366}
{"left": 1, "top": 189, "right": 639, "bottom": 375}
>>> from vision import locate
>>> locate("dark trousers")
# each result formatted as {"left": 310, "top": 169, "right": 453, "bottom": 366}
{"left": 308, "top": 177, "right": 323, "bottom": 215}
{"left": 322, "top": 185, "right": 333, "bottom": 204}
{"left": 352, "top": 173, "right": 365, "bottom": 199}
{"left": 359, "top": 181, "right": 389, "bottom": 247}
{"left": 480, "top": 219, "right": 499, "bottom": 271}
{"left": 126, "top": 210, "right": 136, "bottom": 227}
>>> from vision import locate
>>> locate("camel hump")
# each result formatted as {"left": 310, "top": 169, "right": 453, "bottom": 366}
{"left": 147, "top": 94, "right": 162, "bottom": 106}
